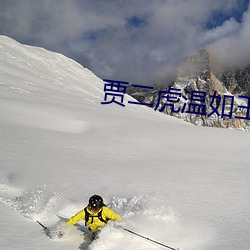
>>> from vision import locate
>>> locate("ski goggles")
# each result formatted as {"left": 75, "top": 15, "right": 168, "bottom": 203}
{"left": 89, "top": 205, "right": 101, "bottom": 212}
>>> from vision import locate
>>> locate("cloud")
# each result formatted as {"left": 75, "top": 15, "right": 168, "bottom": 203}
{"left": 0, "top": 0, "right": 249, "bottom": 84}
{"left": 209, "top": 4, "right": 250, "bottom": 69}
{"left": 200, "top": 18, "right": 240, "bottom": 45}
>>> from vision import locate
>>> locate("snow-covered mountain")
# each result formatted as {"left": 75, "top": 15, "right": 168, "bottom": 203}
{"left": 0, "top": 36, "right": 250, "bottom": 250}
{"left": 128, "top": 49, "right": 250, "bottom": 130}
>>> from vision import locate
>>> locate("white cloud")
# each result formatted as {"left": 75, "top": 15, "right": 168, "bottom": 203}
{"left": 209, "top": 5, "right": 250, "bottom": 69}
{"left": 200, "top": 18, "right": 240, "bottom": 45}
{"left": 0, "top": 0, "right": 249, "bottom": 84}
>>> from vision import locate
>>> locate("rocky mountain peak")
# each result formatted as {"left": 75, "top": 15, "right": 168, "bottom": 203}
{"left": 175, "top": 48, "right": 226, "bottom": 93}
{"left": 127, "top": 48, "right": 250, "bottom": 130}
{"left": 177, "top": 48, "right": 210, "bottom": 79}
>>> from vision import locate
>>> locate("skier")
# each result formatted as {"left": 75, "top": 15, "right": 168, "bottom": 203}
{"left": 66, "top": 194, "right": 121, "bottom": 239}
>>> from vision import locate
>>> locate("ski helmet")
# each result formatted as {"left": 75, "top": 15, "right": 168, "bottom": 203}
{"left": 89, "top": 195, "right": 104, "bottom": 210}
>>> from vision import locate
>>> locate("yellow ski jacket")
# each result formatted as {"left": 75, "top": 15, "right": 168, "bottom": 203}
{"left": 67, "top": 206, "right": 121, "bottom": 233}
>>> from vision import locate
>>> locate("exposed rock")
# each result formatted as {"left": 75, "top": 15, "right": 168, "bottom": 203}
{"left": 127, "top": 49, "right": 250, "bottom": 130}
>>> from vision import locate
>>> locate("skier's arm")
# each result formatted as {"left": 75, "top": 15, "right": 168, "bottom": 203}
{"left": 104, "top": 207, "right": 122, "bottom": 222}
{"left": 67, "top": 209, "right": 85, "bottom": 225}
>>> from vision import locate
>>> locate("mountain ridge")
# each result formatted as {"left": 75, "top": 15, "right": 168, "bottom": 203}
{"left": 127, "top": 48, "right": 250, "bottom": 130}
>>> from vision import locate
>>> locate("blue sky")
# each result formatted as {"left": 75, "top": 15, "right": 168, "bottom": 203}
{"left": 0, "top": 0, "right": 249, "bottom": 85}
{"left": 206, "top": 0, "right": 249, "bottom": 28}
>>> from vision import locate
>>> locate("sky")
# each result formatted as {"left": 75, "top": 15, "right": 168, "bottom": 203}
{"left": 0, "top": 0, "right": 249, "bottom": 85}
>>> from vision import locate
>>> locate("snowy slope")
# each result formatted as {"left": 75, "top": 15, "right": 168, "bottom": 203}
{"left": 0, "top": 36, "right": 250, "bottom": 250}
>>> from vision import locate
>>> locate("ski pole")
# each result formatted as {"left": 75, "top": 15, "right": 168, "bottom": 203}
{"left": 37, "top": 220, "right": 48, "bottom": 231}
{"left": 122, "top": 227, "right": 180, "bottom": 250}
